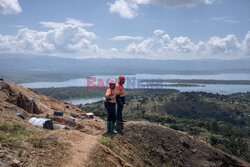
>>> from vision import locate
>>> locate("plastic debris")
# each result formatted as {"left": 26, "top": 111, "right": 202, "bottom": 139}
{"left": 29, "top": 98, "right": 34, "bottom": 102}
{"left": 68, "top": 117, "right": 75, "bottom": 121}
{"left": 16, "top": 113, "right": 24, "bottom": 120}
{"left": 54, "top": 124, "right": 70, "bottom": 130}
{"left": 80, "top": 116, "right": 85, "bottom": 120}
{"left": 85, "top": 112, "right": 94, "bottom": 118}
{"left": 28, "top": 117, "right": 54, "bottom": 130}
{"left": 100, "top": 116, "right": 107, "bottom": 121}
{"left": 54, "top": 111, "right": 64, "bottom": 116}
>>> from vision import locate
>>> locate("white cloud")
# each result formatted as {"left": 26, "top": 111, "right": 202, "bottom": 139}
{"left": 242, "top": 31, "right": 250, "bottom": 55}
{"left": 109, "top": 0, "right": 148, "bottom": 19}
{"left": 0, "top": 18, "right": 249, "bottom": 60}
{"left": 211, "top": 16, "right": 240, "bottom": 24}
{"left": 65, "top": 18, "right": 94, "bottom": 27}
{"left": 151, "top": 0, "right": 214, "bottom": 7}
{"left": 40, "top": 18, "right": 94, "bottom": 29}
{"left": 40, "top": 22, "right": 65, "bottom": 29}
{"left": 163, "top": 36, "right": 197, "bottom": 53}
{"left": 211, "top": 16, "right": 228, "bottom": 21}
{"left": 153, "top": 29, "right": 164, "bottom": 36}
{"left": 109, "top": 0, "right": 214, "bottom": 19}
{"left": 206, "top": 34, "right": 242, "bottom": 55}
{"left": 0, "top": 18, "right": 100, "bottom": 57}
{"left": 0, "top": 0, "right": 21, "bottom": 15}
{"left": 110, "top": 35, "right": 144, "bottom": 41}
{"left": 125, "top": 29, "right": 250, "bottom": 59}
{"left": 125, "top": 38, "right": 154, "bottom": 54}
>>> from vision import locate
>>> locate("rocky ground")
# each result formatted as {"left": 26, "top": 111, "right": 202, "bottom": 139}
{"left": 0, "top": 81, "right": 104, "bottom": 166}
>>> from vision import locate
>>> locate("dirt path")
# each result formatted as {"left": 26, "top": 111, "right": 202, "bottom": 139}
{"left": 65, "top": 134, "right": 99, "bottom": 167}
{"left": 50, "top": 130, "right": 100, "bottom": 167}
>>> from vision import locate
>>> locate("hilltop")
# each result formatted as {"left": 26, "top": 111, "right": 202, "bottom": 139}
{"left": 0, "top": 80, "right": 249, "bottom": 166}
{"left": 90, "top": 121, "right": 249, "bottom": 167}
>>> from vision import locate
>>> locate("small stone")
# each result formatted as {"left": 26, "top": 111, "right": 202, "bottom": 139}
{"left": 11, "top": 159, "right": 20, "bottom": 167}
{"left": 191, "top": 148, "right": 196, "bottom": 153}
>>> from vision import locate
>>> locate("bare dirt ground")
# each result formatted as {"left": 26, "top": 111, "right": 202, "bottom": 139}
{"left": 57, "top": 130, "right": 100, "bottom": 167}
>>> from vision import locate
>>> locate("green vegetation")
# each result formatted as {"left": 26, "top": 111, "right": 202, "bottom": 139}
{"left": 98, "top": 136, "right": 134, "bottom": 165}
{"left": 36, "top": 86, "right": 250, "bottom": 162}
{"left": 35, "top": 87, "right": 178, "bottom": 100}
{"left": 35, "top": 87, "right": 105, "bottom": 100}
{"left": 98, "top": 137, "right": 116, "bottom": 150}
{"left": 82, "top": 91, "right": 250, "bottom": 162}
{"left": 0, "top": 123, "right": 36, "bottom": 147}
{"left": 0, "top": 123, "right": 57, "bottom": 149}
{"left": 28, "top": 137, "right": 59, "bottom": 148}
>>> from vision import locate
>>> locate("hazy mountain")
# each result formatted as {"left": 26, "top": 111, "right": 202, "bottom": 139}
{"left": 0, "top": 54, "right": 250, "bottom": 83}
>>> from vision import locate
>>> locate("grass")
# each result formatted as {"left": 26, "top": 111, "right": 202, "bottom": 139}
{"left": 0, "top": 123, "right": 36, "bottom": 147}
{"left": 0, "top": 132, "right": 19, "bottom": 147}
{"left": 98, "top": 137, "right": 135, "bottom": 165}
{"left": 0, "top": 123, "right": 57, "bottom": 149}
{"left": 98, "top": 136, "right": 177, "bottom": 166}
{"left": 0, "top": 123, "right": 35, "bottom": 136}
{"left": 87, "top": 91, "right": 250, "bottom": 162}
{"left": 28, "top": 137, "right": 58, "bottom": 148}
{"left": 98, "top": 137, "right": 116, "bottom": 150}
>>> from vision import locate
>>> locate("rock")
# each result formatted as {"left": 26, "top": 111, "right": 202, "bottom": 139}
{"left": 11, "top": 159, "right": 21, "bottom": 167}
{"left": 191, "top": 148, "right": 196, "bottom": 153}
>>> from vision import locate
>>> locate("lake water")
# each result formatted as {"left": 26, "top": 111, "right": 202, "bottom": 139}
{"left": 21, "top": 73, "right": 250, "bottom": 104}
{"left": 64, "top": 97, "right": 104, "bottom": 105}
{"left": 21, "top": 73, "right": 250, "bottom": 89}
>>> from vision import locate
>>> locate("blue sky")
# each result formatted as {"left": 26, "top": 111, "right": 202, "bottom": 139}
{"left": 0, "top": 0, "right": 249, "bottom": 60}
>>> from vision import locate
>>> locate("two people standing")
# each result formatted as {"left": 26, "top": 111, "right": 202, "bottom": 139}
{"left": 104, "top": 75, "right": 126, "bottom": 134}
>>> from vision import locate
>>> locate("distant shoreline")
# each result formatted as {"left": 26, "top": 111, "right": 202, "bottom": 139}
{"left": 139, "top": 79, "right": 250, "bottom": 85}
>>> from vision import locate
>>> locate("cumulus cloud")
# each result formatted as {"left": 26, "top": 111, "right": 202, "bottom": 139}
{"left": 206, "top": 35, "right": 242, "bottom": 55}
{"left": 109, "top": 0, "right": 149, "bottom": 19}
{"left": 125, "top": 29, "right": 250, "bottom": 59}
{"left": 109, "top": 0, "right": 214, "bottom": 19}
{"left": 110, "top": 35, "right": 144, "bottom": 41}
{"left": 242, "top": 31, "right": 250, "bottom": 55}
{"left": 125, "top": 38, "right": 154, "bottom": 54}
{"left": 153, "top": 29, "right": 164, "bottom": 36}
{"left": 0, "top": 0, "right": 22, "bottom": 15}
{"left": 0, "top": 18, "right": 100, "bottom": 57}
{"left": 0, "top": 17, "right": 249, "bottom": 60}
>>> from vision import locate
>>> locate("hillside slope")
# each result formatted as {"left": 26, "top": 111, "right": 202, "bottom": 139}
{"left": 0, "top": 80, "right": 249, "bottom": 167}
{"left": 90, "top": 121, "right": 249, "bottom": 167}
{"left": 0, "top": 80, "right": 105, "bottom": 166}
